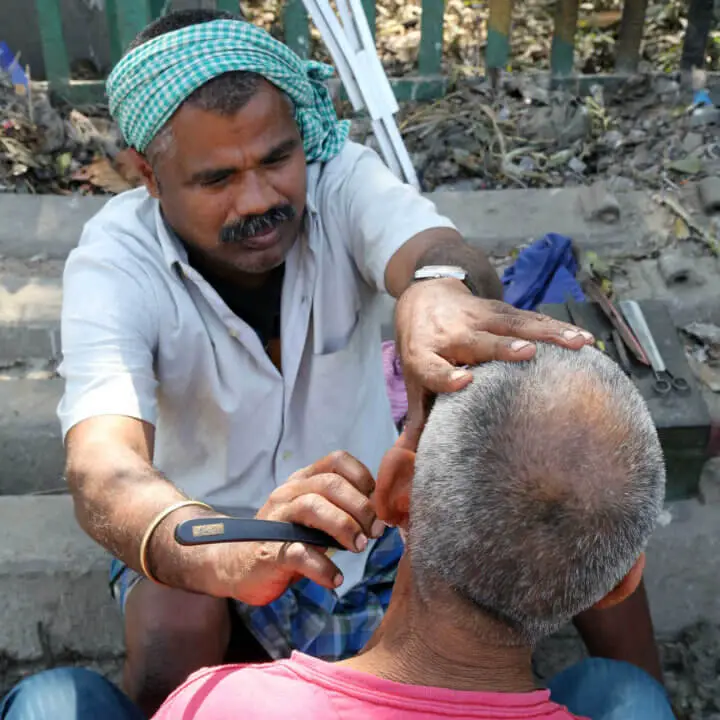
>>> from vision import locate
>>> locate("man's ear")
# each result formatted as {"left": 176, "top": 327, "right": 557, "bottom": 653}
{"left": 125, "top": 148, "right": 161, "bottom": 198}
{"left": 374, "top": 432, "right": 415, "bottom": 529}
{"left": 592, "top": 554, "right": 646, "bottom": 611}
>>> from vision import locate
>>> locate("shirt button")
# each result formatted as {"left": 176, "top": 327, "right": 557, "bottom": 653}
{"left": 282, "top": 451, "right": 293, "bottom": 461}
{"left": 229, "top": 328, "right": 239, "bottom": 339}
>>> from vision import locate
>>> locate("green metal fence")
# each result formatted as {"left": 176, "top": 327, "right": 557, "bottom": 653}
{"left": 31, "top": 0, "right": 718, "bottom": 105}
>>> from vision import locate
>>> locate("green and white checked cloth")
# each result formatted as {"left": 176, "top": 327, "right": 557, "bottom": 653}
{"left": 106, "top": 19, "right": 350, "bottom": 161}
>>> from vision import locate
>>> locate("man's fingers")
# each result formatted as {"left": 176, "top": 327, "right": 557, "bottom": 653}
{"left": 479, "top": 302, "right": 594, "bottom": 346}
{"left": 302, "top": 451, "right": 375, "bottom": 497}
{"left": 405, "top": 353, "right": 474, "bottom": 395}
{"left": 301, "top": 472, "right": 378, "bottom": 538}
{"left": 288, "top": 492, "right": 369, "bottom": 552}
{"left": 277, "top": 542, "right": 342, "bottom": 590}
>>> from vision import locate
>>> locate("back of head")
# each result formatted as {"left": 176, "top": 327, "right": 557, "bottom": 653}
{"left": 409, "top": 343, "right": 665, "bottom": 644}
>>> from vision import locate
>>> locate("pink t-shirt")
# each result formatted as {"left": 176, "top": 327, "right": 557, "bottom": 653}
{"left": 153, "top": 652, "right": 586, "bottom": 720}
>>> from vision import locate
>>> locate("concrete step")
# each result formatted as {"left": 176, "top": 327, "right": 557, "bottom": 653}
{"left": 0, "top": 262, "right": 63, "bottom": 363}
{"left": 0, "top": 496, "right": 122, "bottom": 666}
{"left": 0, "top": 378, "right": 65, "bottom": 495}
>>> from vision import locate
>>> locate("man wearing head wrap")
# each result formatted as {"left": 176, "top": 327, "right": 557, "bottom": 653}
{"left": 56, "top": 8, "right": 662, "bottom": 715}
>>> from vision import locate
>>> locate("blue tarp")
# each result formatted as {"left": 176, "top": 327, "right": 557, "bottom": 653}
{"left": 501, "top": 233, "right": 585, "bottom": 311}
{"left": 0, "top": 42, "right": 29, "bottom": 92}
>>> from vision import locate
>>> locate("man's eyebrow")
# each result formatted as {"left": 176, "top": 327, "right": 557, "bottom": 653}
{"left": 262, "top": 137, "right": 301, "bottom": 163}
{"left": 189, "top": 167, "right": 237, "bottom": 185}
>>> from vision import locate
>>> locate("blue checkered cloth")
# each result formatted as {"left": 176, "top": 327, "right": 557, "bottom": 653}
{"left": 110, "top": 526, "right": 403, "bottom": 661}
{"left": 106, "top": 18, "right": 349, "bottom": 159}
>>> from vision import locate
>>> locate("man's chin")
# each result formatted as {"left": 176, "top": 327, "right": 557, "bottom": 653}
{"left": 226, "top": 241, "right": 290, "bottom": 276}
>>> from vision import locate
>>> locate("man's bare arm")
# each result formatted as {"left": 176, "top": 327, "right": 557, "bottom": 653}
{"left": 65, "top": 415, "right": 223, "bottom": 594}
{"left": 384, "top": 228, "right": 503, "bottom": 301}
{"left": 65, "top": 417, "right": 384, "bottom": 603}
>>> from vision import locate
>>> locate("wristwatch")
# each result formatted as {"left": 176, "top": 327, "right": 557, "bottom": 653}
{"left": 412, "top": 265, "right": 479, "bottom": 297}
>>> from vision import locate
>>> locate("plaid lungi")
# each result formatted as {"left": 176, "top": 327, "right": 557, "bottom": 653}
{"left": 109, "top": 526, "right": 403, "bottom": 661}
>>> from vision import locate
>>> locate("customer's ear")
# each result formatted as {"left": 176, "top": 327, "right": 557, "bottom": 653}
{"left": 592, "top": 554, "right": 646, "bottom": 611}
{"left": 374, "top": 432, "right": 415, "bottom": 529}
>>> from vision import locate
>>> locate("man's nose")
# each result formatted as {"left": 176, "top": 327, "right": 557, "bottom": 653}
{"left": 233, "top": 169, "right": 285, "bottom": 218}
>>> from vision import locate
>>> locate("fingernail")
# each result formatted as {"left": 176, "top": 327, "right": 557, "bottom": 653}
{"left": 371, "top": 518, "right": 386, "bottom": 538}
{"left": 334, "top": 573, "right": 344, "bottom": 587}
{"left": 510, "top": 339, "right": 531, "bottom": 351}
{"left": 355, "top": 534, "right": 368, "bottom": 552}
{"left": 562, "top": 329, "right": 582, "bottom": 341}
{"left": 450, "top": 369, "right": 470, "bottom": 382}
{"left": 580, "top": 330, "right": 594, "bottom": 341}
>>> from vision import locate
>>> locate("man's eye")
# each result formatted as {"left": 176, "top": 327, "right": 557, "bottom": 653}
{"left": 264, "top": 153, "right": 290, "bottom": 166}
{"left": 201, "top": 173, "right": 231, "bottom": 187}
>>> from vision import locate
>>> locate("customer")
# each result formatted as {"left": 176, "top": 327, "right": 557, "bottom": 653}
{"left": 2, "top": 344, "right": 673, "bottom": 719}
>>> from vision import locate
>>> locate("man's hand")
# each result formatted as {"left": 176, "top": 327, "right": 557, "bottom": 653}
{"left": 209, "top": 451, "right": 384, "bottom": 606}
{"left": 395, "top": 278, "right": 594, "bottom": 446}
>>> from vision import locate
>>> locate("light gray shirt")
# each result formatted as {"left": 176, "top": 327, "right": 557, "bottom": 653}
{"left": 57, "top": 141, "right": 456, "bottom": 587}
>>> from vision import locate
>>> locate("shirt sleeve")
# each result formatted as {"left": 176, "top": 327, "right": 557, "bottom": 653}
{"left": 57, "top": 243, "right": 159, "bottom": 438}
{"left": 318, "top": 142, "right": 458, "bottom": 294}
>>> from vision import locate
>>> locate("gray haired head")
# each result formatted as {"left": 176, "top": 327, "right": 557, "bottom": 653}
{"left": 409, "top": 343, "right": 665, "bottom": 645}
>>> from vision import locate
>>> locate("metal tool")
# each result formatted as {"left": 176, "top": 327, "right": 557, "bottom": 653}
{"left": 582, "top": 281, "right": 650, "bottom": 366}
{"left": 564, "top": 296, "right": 606, "bottom": 352}
{"left": 611, "top": 329, "right": 632, "bottom": 376}
{"left": 618, "top": 300, "right": 691, "bottom": 395}
{"left": 175, "top": 518, "right": 345, "bottom": 550}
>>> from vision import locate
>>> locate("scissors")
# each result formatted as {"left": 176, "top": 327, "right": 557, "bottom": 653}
{"left": 618, "top": 300, "right": 691, "bottom": 396}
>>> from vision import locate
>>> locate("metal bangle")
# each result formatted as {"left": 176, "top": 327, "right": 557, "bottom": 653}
{"left": 139, "top": 500, "right": 213, "bottom": 584}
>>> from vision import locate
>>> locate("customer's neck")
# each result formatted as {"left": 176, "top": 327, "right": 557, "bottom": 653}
{"left": 338, "top": 557, "right": 536, "bottom": 693}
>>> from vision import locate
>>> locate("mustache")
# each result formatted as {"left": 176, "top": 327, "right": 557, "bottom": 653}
{"left": 220, "top": 205, "right": 296, "bottom": 244}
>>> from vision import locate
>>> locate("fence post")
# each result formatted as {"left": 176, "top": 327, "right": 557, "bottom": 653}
{"left": 486, "top": 0, "right": 513, "bottom": 72}
{"left": 550, "top": 0, "right": 579, "bottom": 76}
{"left": 615, "top": 0, "right": 648, "bottom": 73}
{"left": 34, "top": 0, "right": 71, "bottom": 87}
{"left": 681, "top": 0, "right": 714, "bottom": 70}
{"left": 149, "top": 0, "right": 167, "bottom": 18}
{"left": 216, "top": 0, "right": 242, "bottom": 13}
{"left": 283, "top": 0, "right": 311, "bottom": 59}
{"left": 361, "top": 0, "right": 377, "bottom": 40}
{"left": 115, "top": 1, "right": 153, "bottom": 54}
{"left": 105, "top": 0, "right": 123, "bottom": 65}
{"left": 418, "top": 0, "right": 444, "bottom": 76}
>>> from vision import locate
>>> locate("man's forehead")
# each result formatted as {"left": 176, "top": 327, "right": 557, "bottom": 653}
{"left": 168, "top": 85, "right": 300, "bottom": 168}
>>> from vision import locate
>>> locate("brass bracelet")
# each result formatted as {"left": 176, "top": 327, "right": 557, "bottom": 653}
{"left": 139, "top": 500, "right": 213, "bottom": 584}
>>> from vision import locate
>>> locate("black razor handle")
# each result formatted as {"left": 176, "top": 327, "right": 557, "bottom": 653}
{"left": 175, "top": 517, "right": 345, "bottom": 550}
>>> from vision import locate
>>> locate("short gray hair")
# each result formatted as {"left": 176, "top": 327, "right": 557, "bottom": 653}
{"left": 409, "top": 343, "right": 665, "bottom": 645}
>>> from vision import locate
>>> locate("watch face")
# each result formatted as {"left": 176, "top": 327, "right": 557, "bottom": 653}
{"left": 415, "top": 265, "right": 467, "bottom": 281}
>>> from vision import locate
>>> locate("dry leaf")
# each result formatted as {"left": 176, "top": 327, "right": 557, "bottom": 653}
{"left": 579, "top": 11, "right": 623, "bottom": 29}
{"left": 674, "top": 217, "right": 690, "bottom": 240}
{"left": 72, "top": 157, "right": 132, "bottom": 194}
{"left": 0, "top": 136, "right": 37, "bottom": 174}
{"left": 67, "top": 109, "right": 100, "bottom": 146}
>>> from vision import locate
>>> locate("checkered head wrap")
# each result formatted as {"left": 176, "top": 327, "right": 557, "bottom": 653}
{"left": 106, "top": 19, "right": 350, "bottom": 161}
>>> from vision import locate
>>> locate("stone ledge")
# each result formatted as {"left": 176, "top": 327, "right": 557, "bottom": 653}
{"left": 0, "top": 497, "right": 123, "bottom": 664}
{"left": 0, "top": 379, "right": 65, "bottom": 495}
{"left": 0, "top": 187, "right": 672, "bottom": 262}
